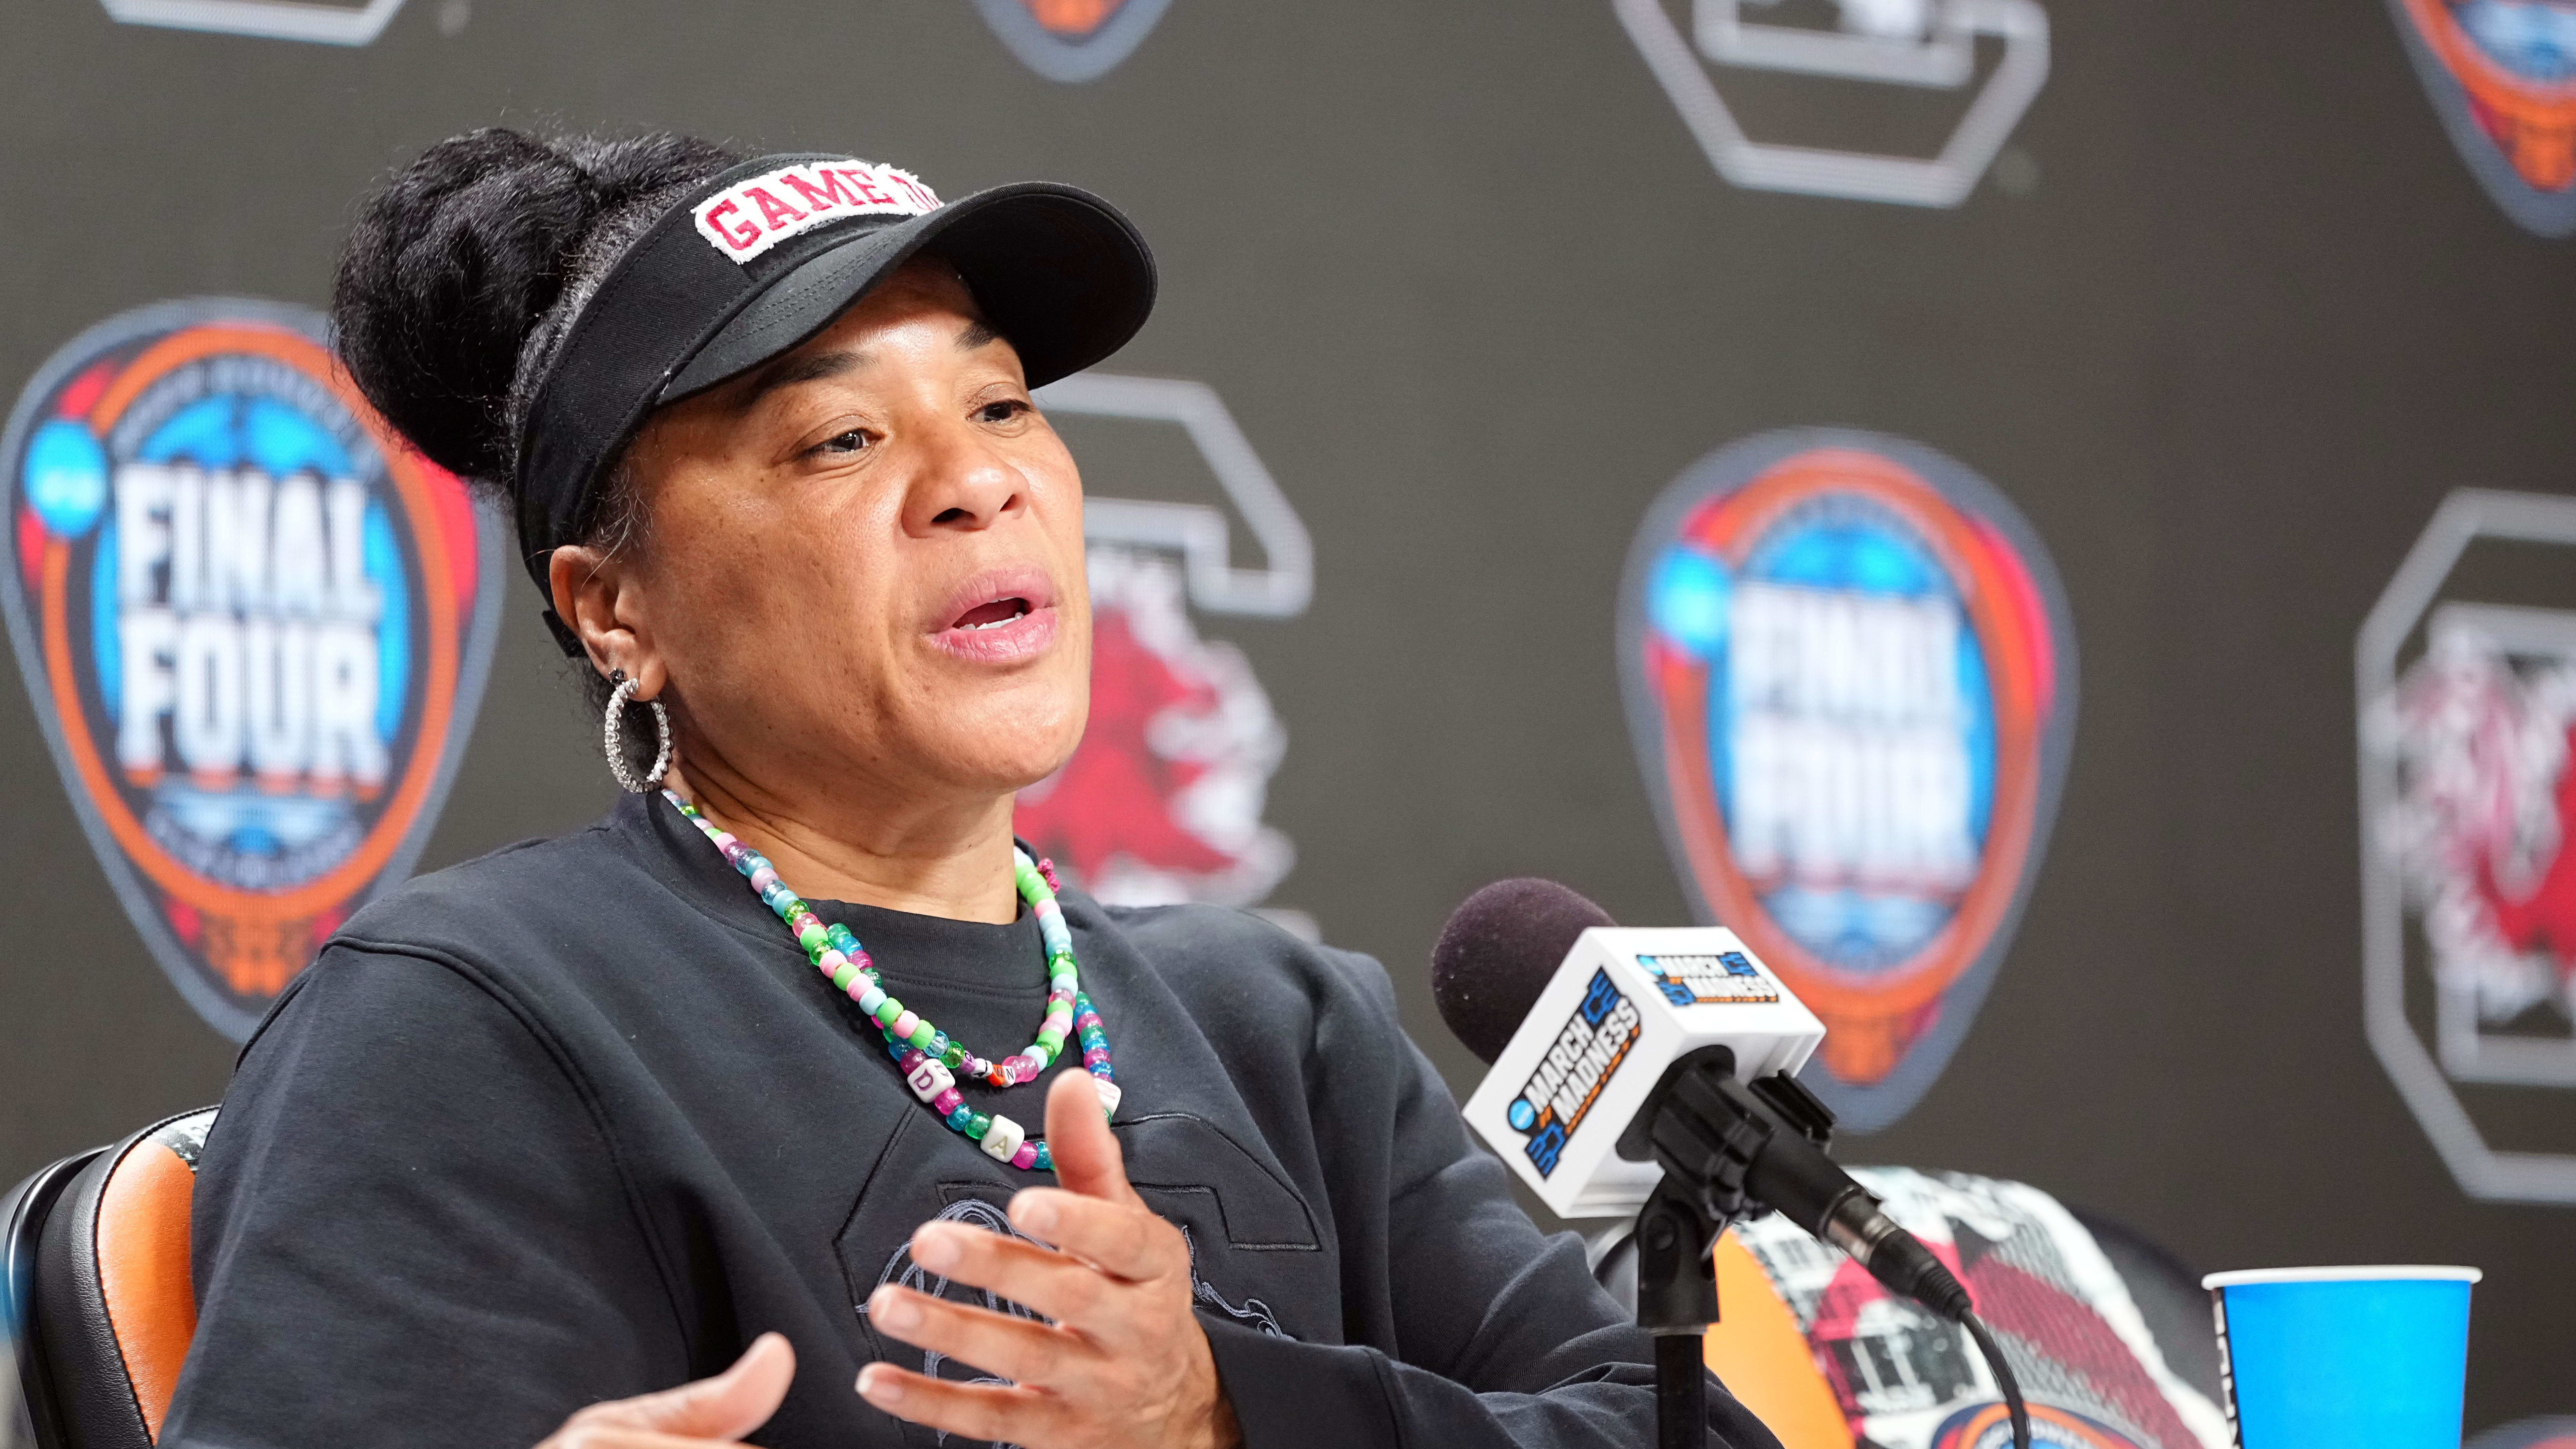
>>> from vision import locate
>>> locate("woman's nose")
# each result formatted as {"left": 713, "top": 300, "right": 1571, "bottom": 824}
{"left": 902, "top": 414, "right": 1026, "bottom": 534}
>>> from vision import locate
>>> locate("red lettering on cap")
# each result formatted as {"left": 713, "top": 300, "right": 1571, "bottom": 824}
{"left": 890, "top": 173, "right": 938, "bottom": 210}
{"left": 703, "top": 199, "right": 760, "bottom": 251}
{"left": 694, "top": 160, "right": 939, "bottom": 264}
{"left": 839, "top": 167, "right": 897, "bottom": 207}
{"left": 784, "top": 169, "right": 862, "bottom": 212}
{"left": 746, "top": 186, "right": 806, "bottom": 231}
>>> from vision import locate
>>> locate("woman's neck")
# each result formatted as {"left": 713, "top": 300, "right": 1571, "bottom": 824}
{"left": 661, "top": 756, "right": 1024, "bottom": 925}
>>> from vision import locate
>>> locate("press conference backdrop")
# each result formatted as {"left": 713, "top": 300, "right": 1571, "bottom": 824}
{"left": 0, "top": 0, "right": 2568, "bottom": 1435}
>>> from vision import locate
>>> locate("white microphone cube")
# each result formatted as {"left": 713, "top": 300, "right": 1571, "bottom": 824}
{"left": 1460, "top": 927, "right": 1825, "bottom": 1220}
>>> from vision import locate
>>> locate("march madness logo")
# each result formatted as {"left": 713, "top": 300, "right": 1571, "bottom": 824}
{"left": 1636, "top": 949, "right": 1782, "bottom": 1005}
{"left": 2387, "top": 0, "right": 2576, "bottom": 236}
{"left": 1618, "top": 430, "right": 2075, "bottom": 1130}
{"left": 0, "top": 299, "right": 502, "bottom": 1039}
{"left": 1504, "top": 969, "right": 1644, "bottom": 1177}
{"left": 971, "top": 0, "right": 1173, "bottom": 82}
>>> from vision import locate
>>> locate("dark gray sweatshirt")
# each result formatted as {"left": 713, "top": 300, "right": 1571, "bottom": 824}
{"left": 163, "top": 790, "right": 1780, "bottom": 1449}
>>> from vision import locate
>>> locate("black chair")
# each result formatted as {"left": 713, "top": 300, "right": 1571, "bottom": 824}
{"left": 3, "top": 1109, "right": 218, "bottom": 1449}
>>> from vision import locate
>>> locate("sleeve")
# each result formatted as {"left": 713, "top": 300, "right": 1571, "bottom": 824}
{"left": 1197, "top": 950, "right": 1786, "bottom": 1449}
{"left": 159, "top": 943, "right": 692, "bottom": 1449}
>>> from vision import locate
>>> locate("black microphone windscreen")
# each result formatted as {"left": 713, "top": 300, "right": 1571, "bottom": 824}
{"left": 1430, "top": 878, "right": 1618, "bottom": 1065}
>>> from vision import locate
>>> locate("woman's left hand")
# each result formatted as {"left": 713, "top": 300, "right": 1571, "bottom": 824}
{"left": 857, "top": 1070, "right": 1243, "bottom": 1449}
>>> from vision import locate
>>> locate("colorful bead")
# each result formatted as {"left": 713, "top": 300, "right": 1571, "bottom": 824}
{"left": 904, "top": 1055, "right": 954, "bottom": 1102}
{"left": 665, "top": 790, "right": 1114, "bottom": 1173}
{"left": 980, "top": 1114, "right": 1026, "bottom": 1163}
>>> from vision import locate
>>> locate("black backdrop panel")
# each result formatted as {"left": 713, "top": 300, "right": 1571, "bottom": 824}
{"left": 0, "top": 0, "right": 2568, "bottom": 1432}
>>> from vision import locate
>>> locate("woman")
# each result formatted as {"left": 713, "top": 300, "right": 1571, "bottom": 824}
{"left": 159, "top": 129, "right": 1780, "bottom": 1449}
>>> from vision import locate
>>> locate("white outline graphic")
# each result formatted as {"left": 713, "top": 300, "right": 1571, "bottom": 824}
{"left": 1034, "top": 372, "right": 1313, "bottom": 618}
{"left": 99, "top": 0, "right": 407, "bottom": 45}
{"left": 1615, "top": 0, "right": 2050, "bottom": 207}
{"left": 2357, "top": 487, "right": 2576, "bottom": 1204}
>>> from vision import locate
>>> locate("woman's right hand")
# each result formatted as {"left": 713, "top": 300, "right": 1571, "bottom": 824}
{"left": 537, "top": 1333, "right": 795, "bottom": 1448}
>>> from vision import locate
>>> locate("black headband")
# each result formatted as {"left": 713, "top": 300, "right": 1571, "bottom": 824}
{"left": 512, "top": 152, "right": 1156, "bottom": 655}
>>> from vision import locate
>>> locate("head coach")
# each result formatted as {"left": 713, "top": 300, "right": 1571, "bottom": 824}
{"left": 156, "top": 126, "right": 1784, "bottom": 1449}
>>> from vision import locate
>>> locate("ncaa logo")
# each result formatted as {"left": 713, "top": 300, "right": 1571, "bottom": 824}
{"left": 1618, "top": 430, "right": 2076, "bottom": 1130}
{"left": 972, "top": 0, "right": 1174, "bottom": 82}
{"left": 2386, "top": 0, "right": 2576, "bottom": 236}
{"left": 0, "top": 299, "right": 503, "bottom": 1039}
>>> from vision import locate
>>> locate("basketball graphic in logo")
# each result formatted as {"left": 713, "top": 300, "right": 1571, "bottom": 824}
{"left": 971, "top": 0, "right": 1174, "bottom": 82}
{"left": 1618, "top": 430, "right": 2076, "bottom": 1130}
{"left": 2387, "top": 0, "right": 2576, "bottom": 235}
{"left": 0, "top": 299, "right": 504, "bottom": 1039}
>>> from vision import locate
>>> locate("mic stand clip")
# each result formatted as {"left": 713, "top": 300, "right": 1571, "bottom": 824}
{"left": 1615, "top": 1046, "right": 1838, "bottom": 1449}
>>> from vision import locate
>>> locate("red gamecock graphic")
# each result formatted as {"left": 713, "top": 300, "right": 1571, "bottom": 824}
{"left": 1015, "top": 548, "right": 1291, "bottom": 909}
{"left": 2387, "top": 626, "right": 2576, "bottom": 1024}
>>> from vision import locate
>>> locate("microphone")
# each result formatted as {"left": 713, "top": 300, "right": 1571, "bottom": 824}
{"left": 1433, "top": 879, "right": 1967, "bottom": 1321}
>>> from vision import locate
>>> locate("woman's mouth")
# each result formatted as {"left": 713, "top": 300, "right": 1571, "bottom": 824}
{"left": 930, "top": 569, "right": 1059, "bottom": 664}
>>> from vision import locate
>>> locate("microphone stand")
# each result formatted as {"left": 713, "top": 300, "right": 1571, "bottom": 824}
{"left": 1616, "top": 1046, "right": 1840, "bottom": 1449}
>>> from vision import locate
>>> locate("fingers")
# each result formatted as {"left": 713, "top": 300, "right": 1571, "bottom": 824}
{"left": 910, "top": 1213, "right": 1184, "bottom": 1326}
{"left": 855, "top": 1364, "right": 1069, "bottom": 1447}
{"left": 1041, "top": 1070, "right": 1139, "bottom": 1207}
{"left": 865, "top": 1283, "right": 1085, "bottom": 1385}
{"left": 904, "top": 1221, "right": 1132, "bottom": 1330}
{"left": 550, "top": 1333, "right": 794, "bottom": 1445}
{"left": 1009, "top": 1188, "right": 1181, "bottom": 1283}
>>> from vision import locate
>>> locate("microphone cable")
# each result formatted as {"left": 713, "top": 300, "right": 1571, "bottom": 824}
{"left": 1960, "top": 1309, "right": 2032, "bottom": 1449}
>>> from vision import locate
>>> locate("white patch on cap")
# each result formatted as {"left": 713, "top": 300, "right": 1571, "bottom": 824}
{"left": 692, "top": 160, "right": 941, "bottom": 264}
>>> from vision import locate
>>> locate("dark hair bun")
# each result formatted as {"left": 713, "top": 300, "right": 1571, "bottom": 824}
{"left": 332, "top": 128, "right": 740, "bottom": 482}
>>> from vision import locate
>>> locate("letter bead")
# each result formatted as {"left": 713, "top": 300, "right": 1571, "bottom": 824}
{"left": 664, "top": 793, "right": 1115, "bottom": 1173}
{"left": 980, "top": 1114, "right": 1026, "bottom": 1163}
{"left": 905, "top": 1057, "right": 955, "bottom": 1102}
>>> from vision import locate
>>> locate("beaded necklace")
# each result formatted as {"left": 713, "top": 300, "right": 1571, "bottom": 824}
{"left": 665, "top": 790, "right": 1118, "bottom": 1172}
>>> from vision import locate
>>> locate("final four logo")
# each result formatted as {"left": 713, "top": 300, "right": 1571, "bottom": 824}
{"left": 1618, "top": 430, "right": 2075, "bottom": 1130}
{"left": 972, "top": 0, "right": 1173, "bottom": 82}
{"left": 2387, "top": 0, "right": 2576, "bottom": 235}
{"left": 0, "top": 300, "right": 503, "bottom": 1039}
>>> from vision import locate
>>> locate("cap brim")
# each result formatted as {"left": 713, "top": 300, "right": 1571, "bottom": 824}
{"left": 660, "top": 181, "right": 1156, "bottom": 403}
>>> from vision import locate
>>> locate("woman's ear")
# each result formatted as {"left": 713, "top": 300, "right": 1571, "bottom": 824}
{"left": 548, "top": 543, "right": 666, "bottom": 699}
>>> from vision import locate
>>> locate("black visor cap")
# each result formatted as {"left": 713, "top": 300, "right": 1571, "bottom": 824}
{"left": 513, "top": 155, "right": 1156, "bottom": 633}
{"left": 661, "top": 181, "right": 1157, "bottom": 404}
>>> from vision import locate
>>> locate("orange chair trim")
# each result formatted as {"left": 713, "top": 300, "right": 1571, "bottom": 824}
{"left": 91, "top": 1125, "right": 204, "bottom": 1441}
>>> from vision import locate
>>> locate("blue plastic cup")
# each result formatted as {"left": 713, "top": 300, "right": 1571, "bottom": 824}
{"left": 2204, "top": 1266, "right": 2481, "bottom": 1449}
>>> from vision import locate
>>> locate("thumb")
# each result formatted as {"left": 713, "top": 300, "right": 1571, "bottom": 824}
{"left": 1043, "top": 1069, "right": 1139, "bottom": 1207}
{"left": 589, "top": 1332, "right": 795, "bottom": 1440}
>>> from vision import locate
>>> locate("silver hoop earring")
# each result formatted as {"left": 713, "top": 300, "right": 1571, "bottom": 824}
{"left": 604, "top": 670, "right": 671, "bottom": 793}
